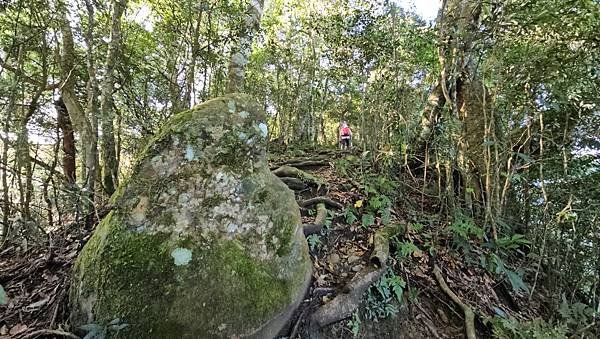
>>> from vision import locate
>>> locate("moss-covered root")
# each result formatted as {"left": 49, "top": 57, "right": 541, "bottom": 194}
{"left": 311, "top": 265, "right": 386, "bottom": 328}
{"left": 272, "top": 165, "right": 325, "bottom": 188}
{"left": 433, "top": 264, "right": 476, "bottom": 339}
{"left": 303, "top": 203, "right": 327, "bottom": 236}
{"left": 279, "top": 177, "right": 307, "bottom": 191}
{"left": 369, "top": 228, "right": 390, "bottom": 268}
{"left": 298, "top": 197, "right": 343, "bottom": 210}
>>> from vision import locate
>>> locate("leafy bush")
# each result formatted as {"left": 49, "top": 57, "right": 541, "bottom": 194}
{"left": 364, "top": 269, "right": 405, "bottom": 320}
{"left": 347, "top": 311, "right": 361, "bottom": 337}
{"left": 489, "top": 317, "right": 568, "bottom": 339}
{"left": 306, "top": 234, "right": 321, "bottom": 251}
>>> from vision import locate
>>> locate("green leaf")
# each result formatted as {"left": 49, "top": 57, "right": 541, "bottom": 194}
{"left": 307, "top": 234, "right": 321, "bottom": 251}
{"left": 558, "top": 294, "right": 571, "bottom": 319}
{"left": 0, "top": 284, "right": 7, "bottom": 305}
{"left": 346, "top": 210, "right": 358, "bottom": 224}
{"left": 506, "top": 269, "right": 529, "bottom": 294}
{"left": 389, "top": 275, "right": 406, "bottom": 302}
{"left": 361, "top": 214, "right": 375, "bottom": 228}
{"left": 381, "top": 207, "right": 391, "bottom": 225}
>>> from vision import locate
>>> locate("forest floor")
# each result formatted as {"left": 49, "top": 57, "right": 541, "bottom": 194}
{"left": 0, "top": 147, "right": 546, "bottom": 338}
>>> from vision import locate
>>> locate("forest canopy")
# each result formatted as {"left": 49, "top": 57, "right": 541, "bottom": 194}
{"left": 0, "top": 0, "right": 599, "bottom": 337}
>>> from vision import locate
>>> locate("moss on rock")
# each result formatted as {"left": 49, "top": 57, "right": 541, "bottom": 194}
{"left": 70, "top": 94, "right": 312, "bottom": 338}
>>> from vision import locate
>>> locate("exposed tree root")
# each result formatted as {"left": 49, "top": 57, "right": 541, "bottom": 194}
{"left": 273, "top": 154, "right": 331, "bottom": 166}
{"left": 311, "top": 265, "right": 386, "bottom": 327}
{"left": 433, "top": 264, "right": 476, "bottom": 339}
{"left": 298, "top": 197, "right": 343, "bottom": 210}
{"left": 279, "top": 177, "right": 307, "bottom": 191}
{"left": 281, "top": 160, "right": 330, "bottom": 169}
{"left": 416, "top": 314, "right": 441, "bottom": 339}
{"left": 369, "top": 228, "right": 390, "bottom": 267}
{"left": 303, "top": 203, "right": 327, "bottom": 236}
{"left": 272, "top": 166, "right": 325, "bottom": 187}
{"left": 22, "top": 329, "right": 81, "bottom": 339}
{"left": 309, "top": 234, "right": 391, "bottom": 331}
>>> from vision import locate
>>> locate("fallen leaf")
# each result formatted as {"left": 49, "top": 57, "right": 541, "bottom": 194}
{"left": 9, "top": 324, "right": 28, "bottom": 336}
{"left": 24, "top": 297, "right": 49, "bottom": 311}
{"left": 0, "top": 325, "right": 8, "bottom": 335}
{"left": 354, "top": 200, "right": 363, "bottom": 208}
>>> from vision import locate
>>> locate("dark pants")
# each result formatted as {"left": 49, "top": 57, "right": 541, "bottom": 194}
{"left": 341, "top": 136, "right": 351, "bottom": 149}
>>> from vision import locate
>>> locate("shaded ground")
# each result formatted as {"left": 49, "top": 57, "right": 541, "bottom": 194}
{"left": 1, "top": 148, "right": 544, "bottom": 338}
{"left": 0, "top": 227, "right": 91, "bottom": 338}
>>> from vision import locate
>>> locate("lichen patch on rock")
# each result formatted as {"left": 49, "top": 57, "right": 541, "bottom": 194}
{"left": 171, "top": 248, "right": 192, "bottom": 266}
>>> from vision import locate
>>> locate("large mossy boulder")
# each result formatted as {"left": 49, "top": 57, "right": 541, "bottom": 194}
{"left": 69, "top": 94, "right": 312, "bottom": 338}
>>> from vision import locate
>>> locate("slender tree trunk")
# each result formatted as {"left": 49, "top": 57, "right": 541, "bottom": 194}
{"left": 1, "top": 81, "right": 16, "bottom": 242}
{"left": 58, "top": 7, "right": 98, "bottom": 224}
{"left": 55, "top": 98, "right": 76, "bottom": 184}
{"left": 83, "top": 0, "right": 99, "bottom": 223}
{"left": 17, "top": 88, "right": 43, "bottom": 222}
{"left": 100, "top": 0, "right": 126, "bottom": 195}
{"left": 227, "top": 0, "right": 265, "bottom": 93}
{"left": 183, "top": 8, "right": 204, "bottom": 108}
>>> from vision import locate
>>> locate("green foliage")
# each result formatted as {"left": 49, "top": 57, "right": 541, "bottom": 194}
{"left": 496, "top": 234, "right": 531, "bottom": 251}
{"left": 347, "top": 311, "right": 361, "bottom": 337}
{"left": 363, "top": 174, "right": 398, "bottom": 198}
{"left": 0, "top": 284, "right": 7, "bottom": 305}
{"left": 324, "top": 210, "right": 335, "bottom": 230}
{"left": 306, "top": 234, "right": 322, "bottom": 251}
{"left": 408, "top": 222, "right": 424, "bottom": 233}
{"left": 489, "top": 317, "right": 567, "bottom": 339}
{"left": 345, "top": 207, "right": 358, "bottom": 224}
{"left": 490, "top": 296, "right": 599, "bottom": 338}
{"left": 364, "top": 269, "right": 405, "bottom": 321}
{"left": 481, "top": 254, "right": 529, "bottom": 294}
{"left": 448, "top": 215, "right": 484, "bottom": 241}
{"left": 558, "top": 294, "right": 597, "bottom": 331}
{"left": 361, "top": 213, "right": 375, "bottom": 229}
{"left": 391, "top": 238, "right": 419, "bottom": 261}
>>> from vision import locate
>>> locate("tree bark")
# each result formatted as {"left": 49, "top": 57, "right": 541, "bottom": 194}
{"left": 58, "top": 7, "right": 98, "bottom": 224}
{"left": 83, "top": 0, "right": 99, "bottom": 190}
{"left": 227, "top": 0, "right": 265, "bottom": 93}
{"left": 100, "top": 0, "right": 126, "bottom": 195}
{"left": 55, "top": 98, "right": 76, "bottom": 184}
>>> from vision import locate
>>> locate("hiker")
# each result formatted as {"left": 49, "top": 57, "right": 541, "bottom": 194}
{"left": 339, "top": 121, "right": 352, "bottom": 150}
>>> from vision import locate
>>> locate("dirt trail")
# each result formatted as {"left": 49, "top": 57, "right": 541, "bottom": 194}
{"left": 0, "top": 149, "right": 532, "bottom": 339}
{"left": 270, "top": 151, "right": 467, "bottom": 338}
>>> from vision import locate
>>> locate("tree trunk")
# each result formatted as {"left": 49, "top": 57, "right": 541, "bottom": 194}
{"left": 227, "top": 0, "right": 265, "bottom": 93}
{"left": 417, "top": 0, "right": 499, "bottom": 220}
{"left": 183, "top": 8, "right": 204, "bottom": 108}
{"left": 100, "top": 0, "right": 126, "bottom": 195}
{"left": 55, "top": 98, "right": 76, "bottom": 184}
{"left": 58, "top": 8, "right": 98, "bottom": 224}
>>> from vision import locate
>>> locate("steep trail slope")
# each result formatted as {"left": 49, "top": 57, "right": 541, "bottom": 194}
{"left": 0, "top": 148, "right": 540, "bottom": 339}
{"left": 269, "top": 148, "right": 540, "bottom": 339}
